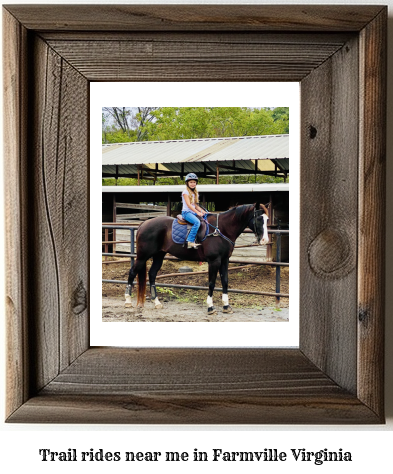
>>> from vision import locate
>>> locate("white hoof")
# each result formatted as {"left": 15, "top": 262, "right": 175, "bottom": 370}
{"left": 125, "top": 294, "right": 133, "bottom": 308}
{"left": 153, "top": 297, "right": 162, "bottom": 309}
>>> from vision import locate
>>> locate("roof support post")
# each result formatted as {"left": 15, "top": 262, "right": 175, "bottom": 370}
{"left": 112, "top": 194, "right": 117, "bottom": 253}
{"left": 266, "top": 193, "right": 273, "bottom": 261}
{"left": 167, "top": 195, "right": 171, "bottom": 217}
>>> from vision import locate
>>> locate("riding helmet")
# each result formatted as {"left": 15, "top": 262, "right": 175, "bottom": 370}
{"left": 185, "top": 173, "right": 198, "bottom": 183}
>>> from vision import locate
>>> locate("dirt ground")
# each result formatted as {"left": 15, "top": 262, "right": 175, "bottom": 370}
{"left": 102, "top": 259, "right": 289, "bottom": 323}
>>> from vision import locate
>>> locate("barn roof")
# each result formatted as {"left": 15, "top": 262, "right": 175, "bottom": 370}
{"left": 102, "top": 134, "right": 289, "bottom": 178}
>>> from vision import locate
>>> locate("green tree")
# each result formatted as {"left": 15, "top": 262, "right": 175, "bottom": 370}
{"left": 102, "top": 107, "right": 158, "bottom": 143}
{"left": 140, "top": 107, "right": 288, "bottom": 141}
{"left": 102, "top": 107, "right": 289, "bottom": 143}
{"left": 103, "top": 107, "right": 133, "bottom": 136}
{"left": 135, "top": 107, "right": 159, "bottom": 141}
{"left": 270, "top": 107, "right": 289, "bottom": 133}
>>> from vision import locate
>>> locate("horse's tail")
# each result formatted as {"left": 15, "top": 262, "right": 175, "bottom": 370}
{"left": 136, "top": 261, "right": 147, "bottom": 306}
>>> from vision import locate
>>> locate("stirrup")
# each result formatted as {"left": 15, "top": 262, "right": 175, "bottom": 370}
{"left": 187, "top": 241, "right": 201, "bottom": 249}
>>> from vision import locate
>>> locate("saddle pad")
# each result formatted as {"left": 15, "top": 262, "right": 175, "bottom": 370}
{"left": 172, "top": 219, "right": 209, "bottom": 244}
{"left": 172, "top": 219, "right": 189, "bottom": 244}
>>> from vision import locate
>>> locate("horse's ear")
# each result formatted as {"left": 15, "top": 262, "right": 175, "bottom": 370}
{"left": 255, "top": 201, "right": 260, "bottom": 210}
{"left": 260, "top": 203, "right": 269, "bottom": 217}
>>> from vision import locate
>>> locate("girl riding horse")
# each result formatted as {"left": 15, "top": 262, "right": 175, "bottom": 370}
{"left": 124, "top": 197, "right": 270, "bottom": 315}
{"left": 181, "top": 173, "right": 206, "bottom": 249}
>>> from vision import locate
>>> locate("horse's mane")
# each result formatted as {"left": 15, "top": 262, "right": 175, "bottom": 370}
{"left": 224, "top": 202, "right": 269, "bottom": 222}
{"left": 233, "top": 203, "right": 254, "bottom": 219}
{"left": 224, "top": 203, "right": 255, "bottom": 223}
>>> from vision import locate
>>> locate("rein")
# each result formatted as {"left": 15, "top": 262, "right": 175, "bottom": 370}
{"left": 201, "top": 203, "right": 267, "bottom": 246}
{"left": 203, "top": 213, "right": 235, "bottom": 247}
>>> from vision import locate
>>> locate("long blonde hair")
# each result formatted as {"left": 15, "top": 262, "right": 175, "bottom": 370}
{"left": 186, "top": 183, "right": 199, "bottom": 205}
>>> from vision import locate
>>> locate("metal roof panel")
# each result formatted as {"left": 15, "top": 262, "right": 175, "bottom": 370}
{"left": 102, "top": 135, "right": 289, "bottom": 166}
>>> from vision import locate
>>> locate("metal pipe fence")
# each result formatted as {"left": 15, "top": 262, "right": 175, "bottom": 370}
{"left": 102, "top": 224, "right": 289, "bottom": 301}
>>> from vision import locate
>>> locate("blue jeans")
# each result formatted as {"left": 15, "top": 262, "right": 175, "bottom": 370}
{"left": 182, "top": 211, "right": 200, "bottom": 242}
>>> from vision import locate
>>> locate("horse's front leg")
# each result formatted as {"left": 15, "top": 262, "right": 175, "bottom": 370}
{"left": 219, "top": 258, "right": 233, "bottom": 314}
{"left": 206, "top": 258, "right": 221, "bottom": 315}
{"left": 125, "top": 282, "right": 133, "bottom": 307}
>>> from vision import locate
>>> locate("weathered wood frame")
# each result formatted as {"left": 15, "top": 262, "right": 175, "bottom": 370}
{"left": 4, "top": 5, "right": 386, "bottom": 424}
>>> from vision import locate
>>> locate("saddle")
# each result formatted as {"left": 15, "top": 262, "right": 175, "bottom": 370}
{"left": 172, "top": 215, "right": 208, "bottom": 246}
{"left": 176, "top": 215, "right": 189, "bottom": 225}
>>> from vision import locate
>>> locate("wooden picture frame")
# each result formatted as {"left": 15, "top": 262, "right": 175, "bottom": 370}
{"left": 4, "top": 5, "right": 386, "bottom": 424}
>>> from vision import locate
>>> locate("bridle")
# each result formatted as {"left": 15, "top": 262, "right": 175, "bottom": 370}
{"left": 202, "top": 204, "right": 268, "bottom": 246}
{"left": 248, "top": 205, "right": 268, "bottom": 241}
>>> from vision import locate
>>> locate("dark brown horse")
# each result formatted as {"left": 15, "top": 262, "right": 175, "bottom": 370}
{"left": 125, "top": 202, "right": 269, "bottom": 315}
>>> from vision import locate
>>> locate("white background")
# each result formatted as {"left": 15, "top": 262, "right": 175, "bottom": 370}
{"left": 91, "top": 82, "right": 300, "bottom": 347}
{"left": 1, "top": 0, "right": 392, "bottom": 472}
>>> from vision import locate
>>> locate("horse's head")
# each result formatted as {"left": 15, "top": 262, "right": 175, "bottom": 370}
{"left": 248, "top": 202, "right": 270, "bottom": 245}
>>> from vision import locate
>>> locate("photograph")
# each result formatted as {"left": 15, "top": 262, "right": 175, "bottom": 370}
{"left": 101, "top": 107, "right": 290, "bottom": 323}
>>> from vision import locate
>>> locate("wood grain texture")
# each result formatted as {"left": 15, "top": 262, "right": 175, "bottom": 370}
{"left": 40, "top": 31, "right": 354, "bottom": 44}
{"left": 26, "top": 36, "right": 90, "bottom": 391}
{"left": 300, "top": 36, "right": 359, "bottom": 394}
{"left": 9, "top": 392, "right": 378, "bottom": 425}
{"left": 3, "top": 5, "right": 384, "bottom": 31}
{"left": 3, "top": 9, "right": 30, "bottom": 417}
{"left": 7, "top": 348, "right": 379, "bottom": 424}
{"left": 46, "top": 37, "right": 347, "bottom": 82}
{"left": 3, "top": 5, "right": 386, "bottom": 424}
{"left": 358, "top": 9, "right": 386, "bottom": 417}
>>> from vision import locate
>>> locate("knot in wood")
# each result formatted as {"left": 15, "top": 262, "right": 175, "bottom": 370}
{"left": 309, "top": 125, "right": 317, "bottom": 139}
{"left": 73, "top": 281, "right": 87, "bottom": 315}
{"left": 358, "top": 306, "right": 370, "bottom": 326}
{"left": 308, "top": 228, "right": 355, "bottom": 279}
